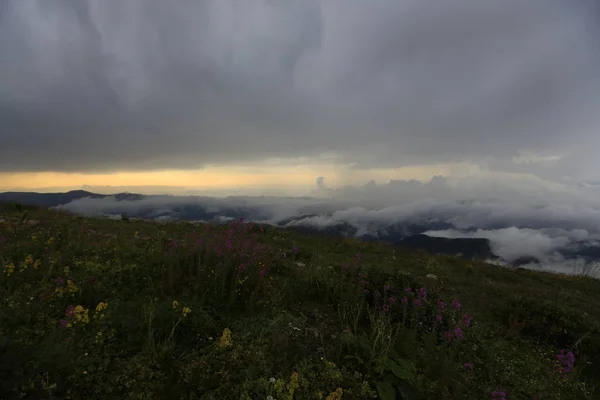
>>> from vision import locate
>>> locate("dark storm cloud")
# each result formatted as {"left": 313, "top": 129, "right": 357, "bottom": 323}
{"left": 1, "top": 0, "right": 599, "bottom": 176}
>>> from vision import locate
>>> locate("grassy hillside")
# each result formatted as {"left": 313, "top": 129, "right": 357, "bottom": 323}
{"left": 1, "top": 202, "right": 600, "bottom": 399}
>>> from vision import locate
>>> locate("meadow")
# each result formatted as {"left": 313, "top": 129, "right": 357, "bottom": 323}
{"left": 1, "top": 202, "right": 600, "bottom": 399}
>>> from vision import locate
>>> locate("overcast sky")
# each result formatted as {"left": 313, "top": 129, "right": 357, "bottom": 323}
{"left": 1, "top": 0, "right": 600, "bottom": 192}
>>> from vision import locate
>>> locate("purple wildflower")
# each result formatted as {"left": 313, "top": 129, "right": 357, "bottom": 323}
{"left": 404, "top": 287, "right": 412, "bottom": 294}
{"left": 491, "top": 391, "right": 507, "bottom": 400}
{"left": 556, "top": 350, "right": 576, "bottom": 374}
{"left": 413, "top": 298, "right": 422, "bottom": 307}
{"left": 418, "top": 287, "right": 427, "bottom": 300}
{"left": 401, "top": 296, "right": 408, "bottom": 305}
{"left": 452, "top": 299, "right": 461, "bottom": 310}
{"left": 453, "top": 326, "right": 464, "bottom": 340}
{"left": 435, "top": 314, "right": 443, "bottom": 323}
{"left": 65, "top": 305, "right": 76, "bottom": 318}
{"left": 388, "top": 296, "right": 397, "bottom": 305}
{"left": 383, "top": 284, "right": 390, "bottom": 292}
{"left": 382, "top": 304, "right": 390, "bottom": 313}
{"left": 437, "top": 300, "right": 446, "bottom": 310}
{"left": 463, "top": 313, "right": 472, "bottom": 327}
{"left": 464, "top": 362, "right": 473, "bottom": 371}
{"left": 59, "top": 319, "right": 69, "bottom": 328}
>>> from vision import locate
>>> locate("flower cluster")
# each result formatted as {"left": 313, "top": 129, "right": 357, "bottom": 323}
{"left": 218, "top": 328, "right": 233, "bottom": 350}
{"left": 4, "top": 262, "right": 15, "bottom": 276}
{"left": 491, "top": 390, "right": 507, "bottom": 400}
{"left": 556, "top": 349, "right": 576, "bottom": 374}
{"left": 60, "top": 305, "right": 90, "bottom": 328}
{"left": 54, "top": 278, "right": 78, "bottom": 298}
{"left": 94, "top": 302, "right": 108, "bottom": 320}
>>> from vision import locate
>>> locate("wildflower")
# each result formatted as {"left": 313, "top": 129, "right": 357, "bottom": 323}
{"left": 267, "top": 396, "right": 274, "bottom": 400}
{"left": 218, "top": 328, "right": 233, "bottom": 350}
{"left": 383, "top": 284, "right": 390, "bottom": 291}
{"left": 452, "top": 299, "right": 461, "bottom": 310}
{"left": 388, "top": 296, "right": 397, "bottom": 305}
{"left": 25, "top": 255, "right": 33, "bottom": 265}
{"left": 172, "top": 300, "right": 179, "bottom": 310}
{"left": 325, "top": 387, "right": 343, "bottom": 400}
{"left": 33, "top": 259, "right": 41, "bottom": 269}
{"left": 464, "top": 362, "right": 474, "bottom": 371}
{"left": 65, "top": 280, "right": 78, "bottom": 294}
{"left": 182, "top": 306, "right": 192, "bottom": 318}
{"left": 437, "top": 300, "right": 446, "bottom": 309}
{"left": 435, "top": 314, "right": 443, "bottom": 323}
{"left": 491, "top": 391, "right": 507, "bottom": 400}
{"left": 58, "top": 319, "right": 70, "bottom": 328}
{"left": 64, "top": 266, "right": 70, "bottom": 275}
{"left": 413, "top": 298, "right": 422, "bottom": 307}
{"left": 4, "top": 262, "right": 15, "bottom": 276}
{"left": 269, "top": 377, "right": 276, "bottom": 384}
{"left": 382, "top": 304, "right": 390, "bottom": 313}
{"left": 556, "top": 350, "right": 576, "bottom": 374}
{"left": 418, "top": 287, "right": 427, "bottom": 300}
{"left": 401, "top": 296, "right": 408, "bottom": 304}
{"left": 74, "top": 305, "right": 90, "bottom": 324}
{"left": 462, "top": 313, "right": 472, "bottom": 327}
{"left": 404, "top": 287, "right": 412, "bottom": 294}
{"left": 65, "top": 305, "right": 76, "bottom": 318}
{"left": 288, "top": 372, "right": 299, "bottom": 397}
{"left": 95, "top": 302, "right": 108, "bottom": 312}
{"left": 453, "top": 326, "right": 464, "bottom": 340}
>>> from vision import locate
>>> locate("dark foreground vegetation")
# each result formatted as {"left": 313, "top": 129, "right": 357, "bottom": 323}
{"left": 1, "top": 202, "right": 600, "bottom": 399}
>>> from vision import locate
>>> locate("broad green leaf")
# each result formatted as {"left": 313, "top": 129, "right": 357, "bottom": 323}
{"left": 386, "top": 357, "right": 415, "bottom": 381}
{"left": 376, "top": 381, "right": 397, "bottom": 400}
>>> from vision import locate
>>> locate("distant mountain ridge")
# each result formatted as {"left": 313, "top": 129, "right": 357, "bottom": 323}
{"left": 2, "top": 190, "right": 600, "bottom": 267}
{"left": 0, "top": 190, "right": 145, "bottom": 207}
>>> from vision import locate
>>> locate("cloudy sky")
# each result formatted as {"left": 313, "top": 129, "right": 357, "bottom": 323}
{"left": 1, "top": 0, "right": 600, "bottom": 195}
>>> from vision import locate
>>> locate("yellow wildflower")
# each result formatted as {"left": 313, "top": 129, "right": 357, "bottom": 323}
{"left": 286, "top": 372, "right": 300, "bottom": 400}
{"left": 25, "top": 255, "right": 33, "bottom": 265}
{"left": 172, "top": 300, "right": 179, "bottom": 310}
{"left": 63, "top": 266, "right": 70, "bottom": 275}
{"left": 218, "top": 328, "right": 233, "bottom": 350}
{"left": 66, "top": 280, "right": 78, "bottom": 294}
{"left": 182, "top": 306, "right": 192, "bottom": 318}
{"left": 74, "top": 305, "right": 89, "bottom": 324}
{"left": 5, "top": 263, "right": 15, "bottom": 276}
{"left": 33, "top": 259, "right": 41, "bottom": 269}
{"left": 96, "top": 302, "right": 108, "bottom": 312}
{"left": 325, "top": 388, "right": 343, "bottom": 400}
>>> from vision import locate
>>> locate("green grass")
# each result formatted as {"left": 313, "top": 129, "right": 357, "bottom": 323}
{"left": 1, "top": 201, "right": 600, "bottom": 399}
